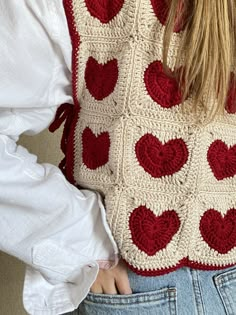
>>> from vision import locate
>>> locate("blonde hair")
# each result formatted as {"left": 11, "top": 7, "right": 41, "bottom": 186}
{"left": 163, "top": 0, "right": 236, "bottom": 121}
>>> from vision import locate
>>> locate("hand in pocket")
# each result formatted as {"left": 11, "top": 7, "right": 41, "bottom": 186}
{"left": 90, "top": 259, "right": 132, "bottom": 295}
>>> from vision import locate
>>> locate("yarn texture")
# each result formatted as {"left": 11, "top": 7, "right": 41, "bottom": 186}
{"left": 62, "top": 0, "right": 236, "bottom": 275}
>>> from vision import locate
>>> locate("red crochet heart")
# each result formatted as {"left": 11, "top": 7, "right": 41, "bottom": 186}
{"left": 85, "top": 57, "right": 118, "bottom": 101}
{"left": 82, "top": 127, "right": 110, "bottom": 170}
{"left": 226, "top": 73, "right": 236, "bottom": 114}
{"left": 129, "top": 206, "right": 180, "bottom": 256}
{"left": 200, "top": 209, "right": 236, "bottom": 254}
{"left": 207, "top": 140, "right": 236, "bottom": 180}
{"left": 144, "top": 61, "right": 183, "bottom": 108}
{"left": 85, "top": 0, "right": 125, "bottom": 23}
{"left": 150, "top": 0, "right": 186, "bottom": 33}
{"left": 135, "top": 134, "right": 188, "bottom": 178}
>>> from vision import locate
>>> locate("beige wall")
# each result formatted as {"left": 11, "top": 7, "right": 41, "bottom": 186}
{"left": 0, "top": 129, "right": 63, "bottom": 315}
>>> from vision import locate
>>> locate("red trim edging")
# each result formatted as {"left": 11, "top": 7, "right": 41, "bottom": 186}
{"left": 62, "top": 0, "right": 81, "bottom": 184}
{"left": 124, "top": 257, "right": 235, "bottom": 276}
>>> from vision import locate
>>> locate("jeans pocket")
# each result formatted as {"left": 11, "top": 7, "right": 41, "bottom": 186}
{"left": 78, "top": 287, "right": 177, "bottom": 315}
{"left": 214, "top": 268, "right": 236, "bottom": 315}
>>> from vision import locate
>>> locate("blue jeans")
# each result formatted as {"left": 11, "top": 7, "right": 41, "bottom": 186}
{"left": 68, "top": 266, "right": 236, "bottom": 315}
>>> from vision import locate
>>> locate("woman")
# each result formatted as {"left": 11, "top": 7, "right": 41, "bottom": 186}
{"left": 1, "top": 1, "right": 236, "bottom": 314}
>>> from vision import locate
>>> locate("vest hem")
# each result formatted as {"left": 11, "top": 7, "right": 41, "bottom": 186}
{"left": 124, "top": 258, "right": 236, "bottom": 276}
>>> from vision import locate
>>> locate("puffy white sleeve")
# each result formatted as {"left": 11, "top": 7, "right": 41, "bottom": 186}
{"left": 0, "top": 1, "right": 118, "bottom": 314}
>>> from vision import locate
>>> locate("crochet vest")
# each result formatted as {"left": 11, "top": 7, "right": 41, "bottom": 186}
{"left": 61, "top": 0, "right": 236, "bottom": 276}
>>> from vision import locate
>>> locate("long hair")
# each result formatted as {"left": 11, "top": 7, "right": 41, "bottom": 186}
{"left": 163, "top": 0, "right": 236, "bottom": 121}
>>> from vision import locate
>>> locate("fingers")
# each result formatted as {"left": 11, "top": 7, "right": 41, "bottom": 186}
{"left": 90, "top": 282, "right": 103, "bottom": 294}
{"left": 115, "top": 272, "right": 132, "bottom": 295}
{"left": 91, "top": 278, "right": 130, "bottom": 295}
{"left": 90, "top": 270, "right": 118, "bottom": 294}
{"left": 114, "top": 259, "right": 132, "bottom": 295}
{"left": 90, "top": 259, "right": 132, "bottom": 295}
{"left": 90, "top": 278, "right": 118, "bottom": 294}
{"left": 102, "top": 279, "right": 118, "bottom": 294}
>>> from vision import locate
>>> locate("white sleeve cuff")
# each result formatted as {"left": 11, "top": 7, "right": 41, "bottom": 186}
{"left": 23, "top": 262, "right": 99, "bottom": 315}
{"left": 22, "top": 191, "right": 119, "bottom": 315}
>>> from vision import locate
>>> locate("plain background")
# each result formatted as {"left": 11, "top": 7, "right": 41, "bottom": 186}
{"left": 0, "top": 127, "right": 63, "bottom": 314}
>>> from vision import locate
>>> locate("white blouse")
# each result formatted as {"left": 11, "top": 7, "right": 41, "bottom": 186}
{"left": 0, "top": 1, "right": 118, "bottom": 314}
